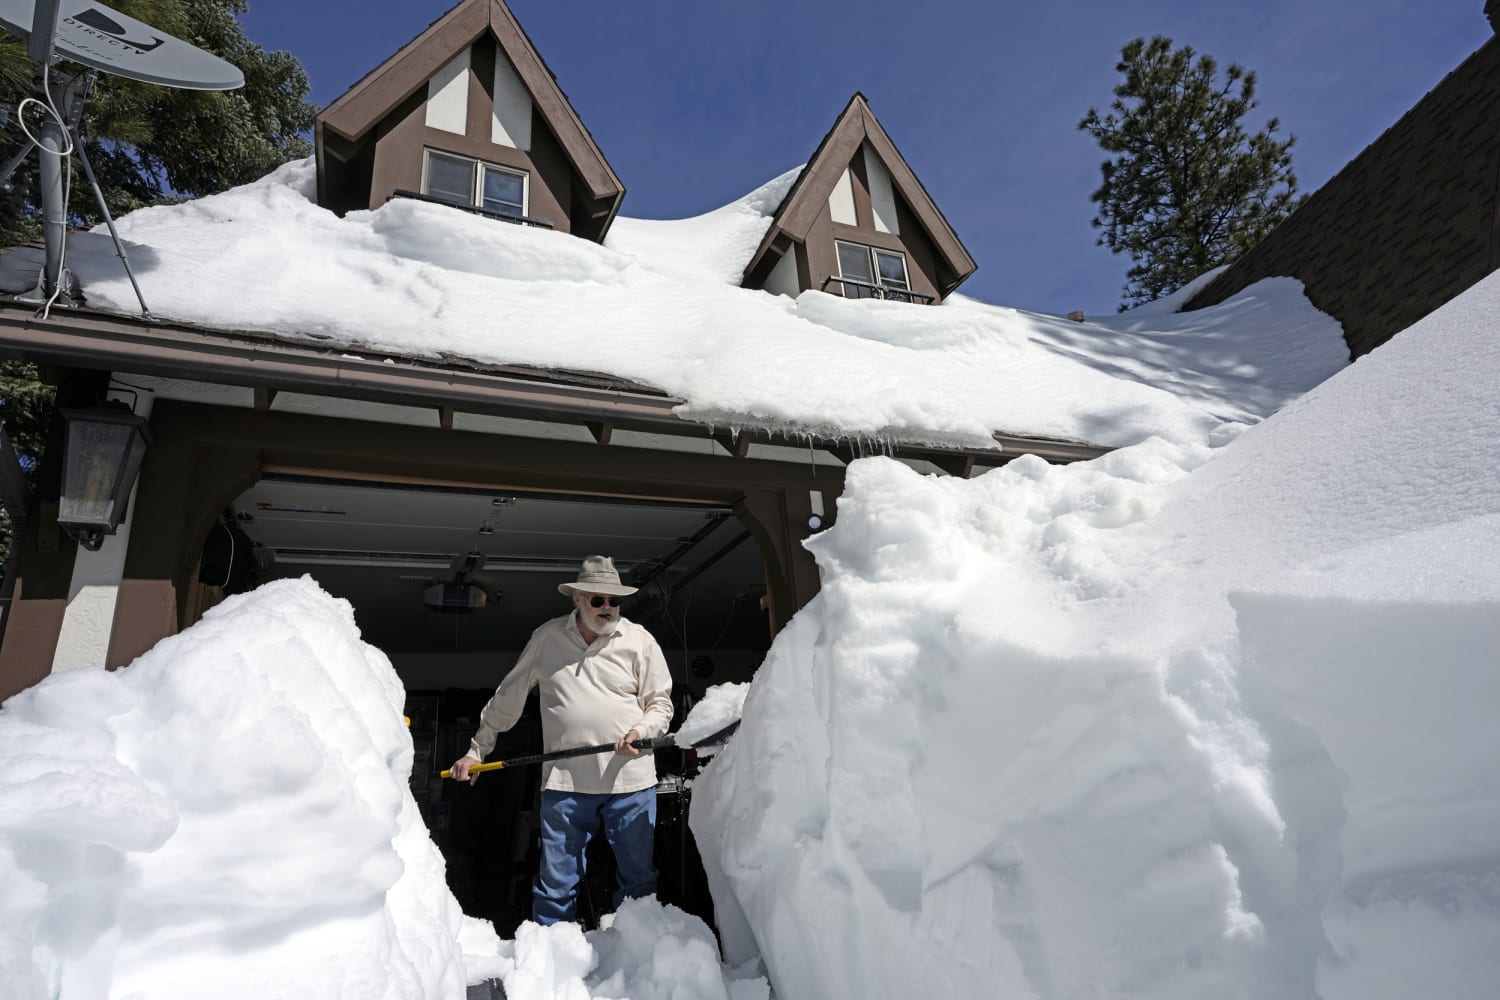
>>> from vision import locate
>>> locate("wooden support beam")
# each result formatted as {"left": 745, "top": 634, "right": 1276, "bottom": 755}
{"left": 712, "top": 431, "right": 750, "bottom": 458}
{"left": 826, "top": 444, "right": 856, "bottom": 466}
{"left": 930, "top": 453, "right": 976, "bottom": 479}
{"left": 586, "top": 421, "right": 613, "bottom": 445}
{"left": 254, "top": 387, "right": 277, "bottom": 411}
{"left": 438, "top": 406, "right": 454, "bottom": 431}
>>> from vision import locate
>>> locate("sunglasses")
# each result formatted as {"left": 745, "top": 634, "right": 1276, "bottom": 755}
{"left": 585, "top": 595, "right": 622, "bottom": 608}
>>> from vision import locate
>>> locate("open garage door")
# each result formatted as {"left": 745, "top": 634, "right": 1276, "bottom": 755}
{"left": 218, "top": 474, "right": 770, "bottom": 933}
{"left": 230, "top": 475, "right": 771, "bottom": 678}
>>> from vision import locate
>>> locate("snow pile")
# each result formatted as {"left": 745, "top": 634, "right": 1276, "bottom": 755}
{"left": 675, "top": 681, "right": 750, "bottom": 755}
{"left": 0, "top": 159, "right": 1345, "bottom": 449}
{"left": 0, "top": 579, "right": 498, "bottom": 1000}
{"left": 472, "top": 898, "right": 768, "bottom": 1000}
{"left": 691, "top": 269, "right": 1500, "bottom": 998}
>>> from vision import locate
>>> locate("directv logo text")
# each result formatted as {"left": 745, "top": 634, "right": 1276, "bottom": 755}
{"left": 65, "top": 7, "right": 164, "bottom": 54}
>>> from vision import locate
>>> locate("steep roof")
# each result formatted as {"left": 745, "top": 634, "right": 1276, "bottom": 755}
{"left": 742, "top": 93, "right": 977, "bottom": 298}
{"left": 316, "top": 0, "right": 624, "bottom": 222}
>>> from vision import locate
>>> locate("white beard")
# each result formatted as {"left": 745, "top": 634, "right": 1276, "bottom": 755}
{"left": 580, "top": 607, "right": 617, "bottom": 635}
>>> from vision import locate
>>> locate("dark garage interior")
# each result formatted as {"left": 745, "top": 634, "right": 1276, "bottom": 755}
{"left": 218, "top": 474, "right": 776, "bottom": 933}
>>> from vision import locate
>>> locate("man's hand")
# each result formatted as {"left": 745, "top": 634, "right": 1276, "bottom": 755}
{"left": 449, "top": 754, "right": 483, "bottom": 785}
{"left": 614, "top": 729, "right": 642, "bottom": 756}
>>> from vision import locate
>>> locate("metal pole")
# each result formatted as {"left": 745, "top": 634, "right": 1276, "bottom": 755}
{"left": 37, "top": 110, "right": 66, "bottom": 298}
{"left": 73, "top": 126, "right": 152, "bottom": 318}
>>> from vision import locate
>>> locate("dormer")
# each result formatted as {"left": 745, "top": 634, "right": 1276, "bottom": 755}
{"left": 742, "top": 94, "right": 975, "bottom": 304}
{"left": 314, "top": 0, "right": 624, "bottom": 242}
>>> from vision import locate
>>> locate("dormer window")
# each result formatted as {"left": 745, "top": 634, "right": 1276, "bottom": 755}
{"left": 832, "top": 240, "right": 931, "bottom": 303}
{"left": 422, "top": 148, "right": 528, "bottom": 217}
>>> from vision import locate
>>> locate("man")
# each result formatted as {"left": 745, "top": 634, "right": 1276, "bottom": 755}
{"left": 448, "top": 555, "right": 673, "bottom": 925}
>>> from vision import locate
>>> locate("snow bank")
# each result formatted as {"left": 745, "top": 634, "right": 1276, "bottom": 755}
{"left": 0, "top": 159, "right": 1344, "bottom": 449}
{"left": 0, "top": 579, "right": 499, "bottom": 1000}
{"left": 474, "top": 898, "right": 768, "bottom": 1000}
{"left": 692, "top": 269, "right": 1500, "bottom": 997}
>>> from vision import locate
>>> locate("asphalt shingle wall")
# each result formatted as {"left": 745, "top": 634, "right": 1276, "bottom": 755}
{"left": 1185, "top": 35, "right": 1500, "bottom": 359}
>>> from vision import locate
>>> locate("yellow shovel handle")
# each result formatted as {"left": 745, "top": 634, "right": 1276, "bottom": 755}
{"left": 439, "top": 760, "right": 508, "bottom": 779}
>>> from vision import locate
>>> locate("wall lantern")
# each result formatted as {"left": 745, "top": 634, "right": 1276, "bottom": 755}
{"left": 56, "top": 403, "right": 152, "bottom": 551}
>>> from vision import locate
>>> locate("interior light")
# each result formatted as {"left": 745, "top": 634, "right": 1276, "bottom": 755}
{"left": 807, "top": 514, "right": 823, "bottom": 532}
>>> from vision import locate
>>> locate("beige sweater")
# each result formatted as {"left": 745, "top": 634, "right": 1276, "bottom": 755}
{"left": 467, "top": 612, "right": 674, "bottom": 794}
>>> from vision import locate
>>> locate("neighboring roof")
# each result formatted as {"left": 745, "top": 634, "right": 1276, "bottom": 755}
{"left": 316, "top": 0, "right": 624, "bottom": 218}
{"left": 742, "top": 93, "right": 978, "bottom": 298}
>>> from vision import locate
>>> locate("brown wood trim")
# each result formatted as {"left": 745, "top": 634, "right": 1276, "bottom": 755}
{"left": 488, "top": 0, "right": 623, "bottom": 201}
{"left": 743, "top": 93, "right": 975, "bottom": 298}
{"left": 586, "top": 420, "right": 613, "bottom": 445}
{"left": 713, "top": 431, "right": 750, "bottom": 458}
{"left": 857, "top": 101, "right": 977, "bottom": 283}
{"left": 254, "top": 386, "right": 277, "bottom": 411}
{"left": 778, "top": 116, "right": 867, "bottom": 240}
{"left": 106, "top": 578, "right": 179, "bottom": 668}
{"left": 317, "top": 0, "right": 623, "bottom": 221}
{"left": 320, "top": 1, "right": 491, "bottom": 142}
{"left": 0, "top": 580, "right": 66, "bottom": 701}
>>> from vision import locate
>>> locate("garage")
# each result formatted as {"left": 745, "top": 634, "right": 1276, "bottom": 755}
{"left": 213, "top": 466, "right": 786, "bottom": 932}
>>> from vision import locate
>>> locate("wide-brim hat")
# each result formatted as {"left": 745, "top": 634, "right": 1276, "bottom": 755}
{"left": 558, "top": 555, "right": 638, "bottom": 596}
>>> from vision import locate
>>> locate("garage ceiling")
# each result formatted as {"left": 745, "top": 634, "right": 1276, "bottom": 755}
{"left": 230, "top": 477, "right": 772, "bottom": 656}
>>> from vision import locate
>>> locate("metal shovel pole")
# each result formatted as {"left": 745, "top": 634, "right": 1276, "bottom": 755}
{"left": 439, "top": 719, "right": 741, "bottom": 779}
{"left": 441, "top": 736, "right": 675, "bottom": 779}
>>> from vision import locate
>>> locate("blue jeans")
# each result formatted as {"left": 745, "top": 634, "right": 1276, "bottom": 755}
{"left": 533, "top": 787, "right": 657, "bottom": 925}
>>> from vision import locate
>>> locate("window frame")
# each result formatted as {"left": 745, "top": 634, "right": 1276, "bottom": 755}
{"left": 835, "top": 239, "right": 912, "bottom": 300}
{"left": 421, "top": 148, "right": 529, "bottom": 218}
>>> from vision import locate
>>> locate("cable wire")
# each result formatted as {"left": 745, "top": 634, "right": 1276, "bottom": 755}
{"left": 18, "top": 72, "right": 76, "bottom": 319}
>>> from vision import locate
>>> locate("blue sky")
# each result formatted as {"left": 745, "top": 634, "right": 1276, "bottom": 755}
{"left": 243, "top": 1, "right": 1483, "bottom": 316}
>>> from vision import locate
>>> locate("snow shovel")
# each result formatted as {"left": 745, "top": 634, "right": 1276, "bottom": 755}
{"left": 440, "top": 719, "right": 741, "bottom": 779}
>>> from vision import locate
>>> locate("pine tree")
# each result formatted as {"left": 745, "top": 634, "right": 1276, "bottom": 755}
{"left": 1079, "top": 36, "right": 1300, "bottom": 310}
{"left": 0, "top": 0, "right": 317, "bottom": 247}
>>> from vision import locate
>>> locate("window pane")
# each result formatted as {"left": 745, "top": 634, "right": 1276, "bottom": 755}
{"left": 425, "top": 152, "right": 474, "bottom": 204}
{"left": 481, "top": 167, "right": 525, "bottom": 215}
{"left": 837, "top": 241, "right": 875, "bottom": 295}
{"left": 875, "top": 250, "right": 909, "bottom": 289}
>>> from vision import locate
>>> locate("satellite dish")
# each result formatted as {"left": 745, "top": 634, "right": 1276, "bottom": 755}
{"left": 0, "top": 0, "right": 246, "bottom": 313}
{"left": 0, "top": 0, "right": 243, "bottom": 89}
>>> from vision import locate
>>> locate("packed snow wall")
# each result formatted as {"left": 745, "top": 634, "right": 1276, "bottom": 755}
{"left": 0, "top": 580, "right": 500, "bottom": 1000}
{"left": 690, "top": 272, "right": 1500, "bottom": 999}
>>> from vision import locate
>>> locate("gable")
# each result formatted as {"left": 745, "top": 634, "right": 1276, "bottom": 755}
{"left": 315, "top": 0, "right": 623, "bottom": 235}
{"left": 743, "top": 94, "right": 976, "bottom": 299}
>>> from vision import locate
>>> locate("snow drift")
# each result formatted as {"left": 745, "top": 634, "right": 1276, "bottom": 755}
{"left": 691, "top": 269, "right": 1500, "bottom": 999}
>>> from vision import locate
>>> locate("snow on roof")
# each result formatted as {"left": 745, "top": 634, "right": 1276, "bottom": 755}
{"left": 4, "top": 158, "right": 1347, "bottom": 451}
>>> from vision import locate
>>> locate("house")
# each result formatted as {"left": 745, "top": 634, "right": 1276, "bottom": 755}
{"left": 315, "top": 0, "right": 625, "bottom": 240}
{"left": 0, "top": 0, "right": 1358, "bottom": 937}
{"left": 1184, "top": 1, "right": 1500, "bottom": 359}
{"left": 741, "top": 93, "right": 977, "bottom": 304}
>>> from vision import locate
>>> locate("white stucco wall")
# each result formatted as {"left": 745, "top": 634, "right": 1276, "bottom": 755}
{"left": 762, "top": 244, "right": 802, "bottom": 298}
{"left": 490, "top": 48, "right": 533, "bottom": 150}
{"left": 827, "top": 167, "right": 857, "bottom": 226}
{"left": 425, "top": 50, "right": 470, "bottom": 135}
{"left": 864, "top": 147, "right": 900, "bottom": 235}
{"left": 51, "top": 387, "right": 154, "bottom": 673}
